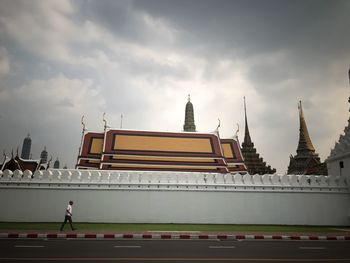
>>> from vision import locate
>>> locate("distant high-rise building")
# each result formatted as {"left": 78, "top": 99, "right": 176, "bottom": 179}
{"left": 21, "top": 134, "right": 32, "bottom": 159}
{"left": 183, "top": 95, "right": 196, "bottom": 132}
{"left": 241, "top": 97, "right": 276, "bottom": 175}
{"left": 287, "top": 101, "right": 327, "bottom": 175}
{"left": 53, "top": 158, "right": 60, "bottom": 169}
{"left": 40, "top": 146, "right": 48, "bottom": 164}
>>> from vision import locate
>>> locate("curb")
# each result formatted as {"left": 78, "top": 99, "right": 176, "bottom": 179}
{"left": 0, "top": 233, "right": 349, "bottom": 241}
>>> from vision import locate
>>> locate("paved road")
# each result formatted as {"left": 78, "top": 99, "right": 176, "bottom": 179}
{"left": 0, "top": 239, "right": 349, "bottom": 262}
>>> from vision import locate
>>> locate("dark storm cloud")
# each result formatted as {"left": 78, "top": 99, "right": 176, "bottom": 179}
{"left": 76, "top": 0, "right": 179, "bottom": 48}
{"left": 134, "top": 0, "right": 350, "bottom": 93}
{"left": 134, "top": 0, "right": 349, "bottom": 56}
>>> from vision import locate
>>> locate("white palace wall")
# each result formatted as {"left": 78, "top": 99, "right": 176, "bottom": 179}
{"left": 327, "top": 153, "right": 350, "bottom": 178}
{"left": 0, "top": 169, "right": 349, "bottom": 225}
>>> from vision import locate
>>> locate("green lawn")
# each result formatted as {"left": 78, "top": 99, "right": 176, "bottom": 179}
{"left": 0, "top": 222, "right": 348, "bottom": 233}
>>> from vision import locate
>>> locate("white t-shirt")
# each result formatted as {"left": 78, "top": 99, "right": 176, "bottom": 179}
{"left": 66, "top": 204, "right": 72, "bottom": 216}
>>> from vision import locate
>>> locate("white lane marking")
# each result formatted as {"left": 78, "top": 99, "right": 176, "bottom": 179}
{"left": 299, "top": 246, "right": 325, "bottom": 250}
{"left": 209, "top": 246, "right": 235, "bottom": 249}
{"left": 114, "top": 245, "right": 141, "bottom": 248}
{"left": 15, "top": 245, "right": 45, "bottom": 248}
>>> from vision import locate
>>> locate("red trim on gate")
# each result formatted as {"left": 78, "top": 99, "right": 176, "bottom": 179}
{"left": 254, "top": 235, "right": 264, "bottom": 239}
{"left": 27, "top": 233, "right": 38, "bottom": 238}
{"left": 123, "top": 234, "right": 133, "bottom": 238}
{"left": 47, "top": 234, "right": 58, "bottom": 238}
{"left": 8, "top": 233, "right": 19, "bottom": 238}
{"left": 142, "top": 234, "right": 152, "bottom": 239}
{"left": 290, "top": 236, "right": 300, "bottom": 240}
{"left": 161, "top": 234, "right": 171, "bottom": 239}
{"left": 199, "top": 235, "right": 209, "bottom": 239}
{"left": 236, "top": 235, "right": 245, "bottom": 239}
{"left": 180, "top": 234, "right": 190, "bottom": 239}
{"left": 104, "top": 234, "right": 115, "bottom": 239}
{"left": 66, "top": 234, "right": 77, "bottom": 238}
{"left": 217, "top": 235, "right": 227, "bottom": 239}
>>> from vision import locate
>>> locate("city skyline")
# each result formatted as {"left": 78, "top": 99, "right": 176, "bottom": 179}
{"left": 0, "top": 0, "right": 349, "bottom": 173}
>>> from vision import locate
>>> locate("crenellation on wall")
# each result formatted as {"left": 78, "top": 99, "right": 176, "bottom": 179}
{"left": 0, "top": 169, "right": 348, "bottom": 193}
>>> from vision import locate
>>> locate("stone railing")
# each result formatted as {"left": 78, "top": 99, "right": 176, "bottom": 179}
{"left": 0, "top": 169, "right": 348, "bottom": 193}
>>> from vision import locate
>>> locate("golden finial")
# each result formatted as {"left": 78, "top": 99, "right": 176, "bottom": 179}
{"left": 103, "top": 112, "right": 108, "bottom": 131}
{"left": 234, "top": 123, "right": 240, "bottom": 137}
{"left": 215, "top": 118, "right": 221, "bottom": 136}
{"left": 81, "top": 115, "right": 86, "bottom": 132}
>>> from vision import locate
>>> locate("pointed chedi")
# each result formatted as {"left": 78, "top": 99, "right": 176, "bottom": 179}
{"left": 183, "top": 94, "right": 196, "bottom": 132}
{"left": 241, "top": 97, "right": 276, "bottom": 174}
{"left": 287, "top": 101, "right": 327, "bottom": 175}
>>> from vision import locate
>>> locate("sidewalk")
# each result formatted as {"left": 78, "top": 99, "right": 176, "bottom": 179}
{"left": 1, "top": 229, "right": 349, "bottom": 241}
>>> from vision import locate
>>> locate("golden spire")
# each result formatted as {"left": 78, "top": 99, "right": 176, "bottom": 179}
{"left": 297, "top": 101, "right": 315, "bottom": 154}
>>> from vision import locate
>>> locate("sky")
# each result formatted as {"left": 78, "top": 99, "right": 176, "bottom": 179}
{"left": 0, "top": 0, "right": 349, "bottom": 173}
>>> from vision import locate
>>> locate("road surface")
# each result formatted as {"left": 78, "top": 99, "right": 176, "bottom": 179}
{"left": 0, "top": 239, "right": 349, "bottom": 262}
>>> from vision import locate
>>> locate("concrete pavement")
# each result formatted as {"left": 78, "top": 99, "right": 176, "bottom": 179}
{"left": 1, "top": 230, "right": 349, "bottom": 241}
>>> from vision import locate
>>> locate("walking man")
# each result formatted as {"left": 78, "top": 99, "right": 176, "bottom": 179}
{"left": 60, "top": 200, "right": 76, "bottom": 231}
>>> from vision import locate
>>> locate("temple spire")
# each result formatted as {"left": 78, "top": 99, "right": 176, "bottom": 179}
{"left": 241, "top": 96, "right": 276, "bottom": 174}
{"left": 297, "top": 101, "right": 315, "bottom": 155}
{"left": 183, "top": 94, "right": 196, "bottom": 132}
{"left": 243, "top": 97, "right": 252, "bottom": 145}
{"left": 287, "top": 100, "right": 325, "bottom": 175}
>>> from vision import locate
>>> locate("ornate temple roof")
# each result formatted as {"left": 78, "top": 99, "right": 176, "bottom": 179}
{"left": 1, "top": 151, "right": 43, "bottom": 172}
{"left": 76, "top": 131, "right": 104, "bottom": 169}
{"left": 221, "top": 137, "right": 247, "bottom": 173}
{"left": 77, "top": 95, "right": 247, "bottom": 173}
{"left": 77, "top": 128, "right": 247, "bottom": 173}
{"left": 241, "top": 97, "right": 276, "bottom": 174}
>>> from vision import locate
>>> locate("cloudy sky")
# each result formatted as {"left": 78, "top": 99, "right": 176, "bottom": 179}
{"left": 0, "top": 0, "right": 349, "bottom": 173}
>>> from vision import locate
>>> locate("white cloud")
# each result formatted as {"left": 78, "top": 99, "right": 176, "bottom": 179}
{"left": 0, "top": 0, "right": 76, "bottom": 63}
{"left": 140, "top": 12, "right": 178, "bottom": 44}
